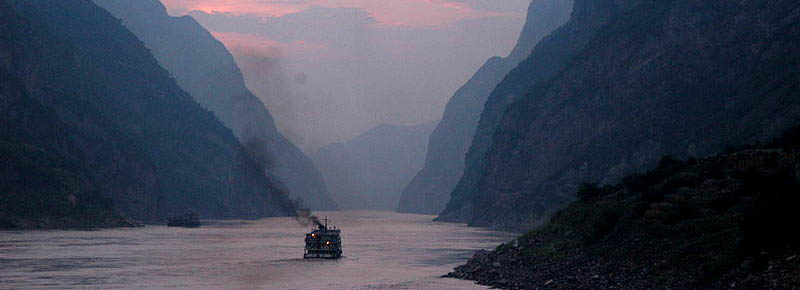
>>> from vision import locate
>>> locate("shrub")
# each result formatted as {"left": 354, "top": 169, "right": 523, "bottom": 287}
{"left": 576, "top": 183, "right": 603, "bottom": 202}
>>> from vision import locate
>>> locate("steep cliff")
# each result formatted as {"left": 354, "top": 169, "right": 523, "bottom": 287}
{"left": 0, "top": 1, "right": 126, "bottom": 228}
{"left": 439, "top": 0, "right": 628, "bottom": 225}
{"left": 5, "top": 0, "right": 297, "bottom": 222}
{"left": 448, "top": 127, "right": 800, "bottom": 289}
{"left": 312, "top": 122, "right": 436, "bottom": 210}
{"left": 93, "top": 0, "right": 338, "bottom": 210}
{"left": 397, "top": 0, "right": 573, "bottom": 214}
{"left": 440, "top": 0, "right": 800, "bottom": 229}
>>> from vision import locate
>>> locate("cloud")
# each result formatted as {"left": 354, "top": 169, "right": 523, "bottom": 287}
{"left": 161, "top": 0, "right": 311, "bottom": 18}
{"left": 191, "top": 6, "right": 377, "bottom": 61}
{"left": 211, "top": 31, "right": 330, "bottom": 60}
{"left": 161, "top": 0, "right": 516, "bottom": 28}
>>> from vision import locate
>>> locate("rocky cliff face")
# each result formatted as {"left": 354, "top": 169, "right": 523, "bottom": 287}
{"left": 448, "top": 127, "right": 800, "bottom": 289}
{"left": 397, "top": 0, "right": 573, "bottom": 214}
{"left": 93, "top": 0, "right": 338, "bottom": 211}
{"left": 3, "top": 0, "right": 297, "bottom": 223}
{"left": 438, "top": 0, "right": 630, "bottom": 225}
{"left": 0, "top": 1, "right": 126, "bottom": 228}
{"left": 440, "top": 0, "right": 800, "bottom": 229}
{"left": 312, "top": 122, "right": 436, "bottom": 210}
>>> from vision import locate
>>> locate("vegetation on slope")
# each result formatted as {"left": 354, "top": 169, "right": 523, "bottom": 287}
{"left": 448, "top": 127, "right": 800, "bottom": 289}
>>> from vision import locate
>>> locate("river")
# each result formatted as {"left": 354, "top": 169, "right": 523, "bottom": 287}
{"left": 0, "top": 211, "right": 516, "bottom": 290}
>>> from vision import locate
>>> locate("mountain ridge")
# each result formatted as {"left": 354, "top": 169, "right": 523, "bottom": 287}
{"left": 2, "top": 0, "right": 297, "bottom": 225}
{"left": 92, "top": 0, "right": 338, "bottom": 211}
{"left": 1, "top": 1, "right": 128, "bottom": 228}
{"left": 439, "top": 0, "right": 800, "bottom": 230}
{"left": 397, "top": 0, "right": 574, "bottom": 214}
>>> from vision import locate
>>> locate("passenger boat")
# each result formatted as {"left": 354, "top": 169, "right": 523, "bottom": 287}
{"left": 304, "top": 218, "right": 342, "bottom": 259}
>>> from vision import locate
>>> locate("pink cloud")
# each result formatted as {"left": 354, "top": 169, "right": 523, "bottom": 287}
{"left": 161, "top": 0, "right": 306, "bottom": 17}
{"left": 211, "top": 31, "right": 330, "bottom": 60}
{"left": 161, "top": 0, "right": 513, "bottom": 28}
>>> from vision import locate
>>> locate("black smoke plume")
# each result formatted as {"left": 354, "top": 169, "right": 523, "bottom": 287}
{"left": 243, "top": 137, "right": 273, "bottom": 171}
{"left": 294, "top": 204, "right": 323, "bottom": 227}
{"left": 243, "top": 138, "right": 322, "bottom": 227}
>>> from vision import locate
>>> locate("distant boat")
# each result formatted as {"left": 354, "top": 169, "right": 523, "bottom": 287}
{"left": 167, "top": 212, "right": 201, "bottom": 228}
{"left": 304, "top": 218, "right": 342, "bottom": 259}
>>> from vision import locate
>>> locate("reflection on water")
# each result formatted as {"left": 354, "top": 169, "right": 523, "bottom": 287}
{"left": 0, "top": 211, "right": 516, "bottom": 290}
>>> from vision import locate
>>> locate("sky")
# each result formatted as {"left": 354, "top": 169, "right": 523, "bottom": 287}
{"left": 160, "top": 0, "right": 531, "bottom": 152}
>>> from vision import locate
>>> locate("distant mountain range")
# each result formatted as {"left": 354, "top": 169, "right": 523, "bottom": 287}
{"left": 312, "top": 122, "right": 436, "bottom": 210}
{"left": 1, "top": 0, "right": 297, "bottom": 228}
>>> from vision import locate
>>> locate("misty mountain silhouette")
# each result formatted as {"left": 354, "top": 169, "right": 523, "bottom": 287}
{"left": 93, "top": 0, "right": 338, "bottom": 211}
{"left": 397, "top": 0, "right": 574, "bottom": 215}
{"left": 312, "top": 122, "right": 436, "bottom": 210}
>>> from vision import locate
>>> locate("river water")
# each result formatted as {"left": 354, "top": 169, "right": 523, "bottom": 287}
{"left": 0, "top": 211, "right": 516, "bottom": 290}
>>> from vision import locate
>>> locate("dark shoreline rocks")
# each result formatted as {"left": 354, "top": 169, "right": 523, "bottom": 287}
{"left": 447, "top": 250, "right": 800, "bottom": 290}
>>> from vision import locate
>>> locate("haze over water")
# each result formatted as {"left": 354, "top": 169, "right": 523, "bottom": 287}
{"left": 0, "top": 211, "right": 516, "bottom": 290}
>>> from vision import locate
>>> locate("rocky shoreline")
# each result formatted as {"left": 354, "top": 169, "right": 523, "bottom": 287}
{"left": 447, "top": 247, "right": 799, "bottom": 289}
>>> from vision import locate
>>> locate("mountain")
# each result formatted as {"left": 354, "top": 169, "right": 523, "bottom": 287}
{"left": 92, "top": 0, "right": 338, "bottom": 211}
{"left": 448, "top": 127, "right": 800, "bottom": 289}
{"left": 438, "top": 0, "right": 629, "bottom": 225}
{"left": 438, "top": 0, "right": 800, "bottom": 230}
{"left": 397, "top": 0, "right": 574, "bottom": 214}
{"left": 311, "top": 122, "right": 436, "bottom": 210}
{"left": 0, "top": 1, "right": 126, "bottom": 229}
{"left": 2, "top": 0, "right": 297, "bottom": 224}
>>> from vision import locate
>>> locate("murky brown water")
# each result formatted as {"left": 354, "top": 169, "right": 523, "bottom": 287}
{"left": 0, "top": 211, "right": 516, "bottom": 290}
